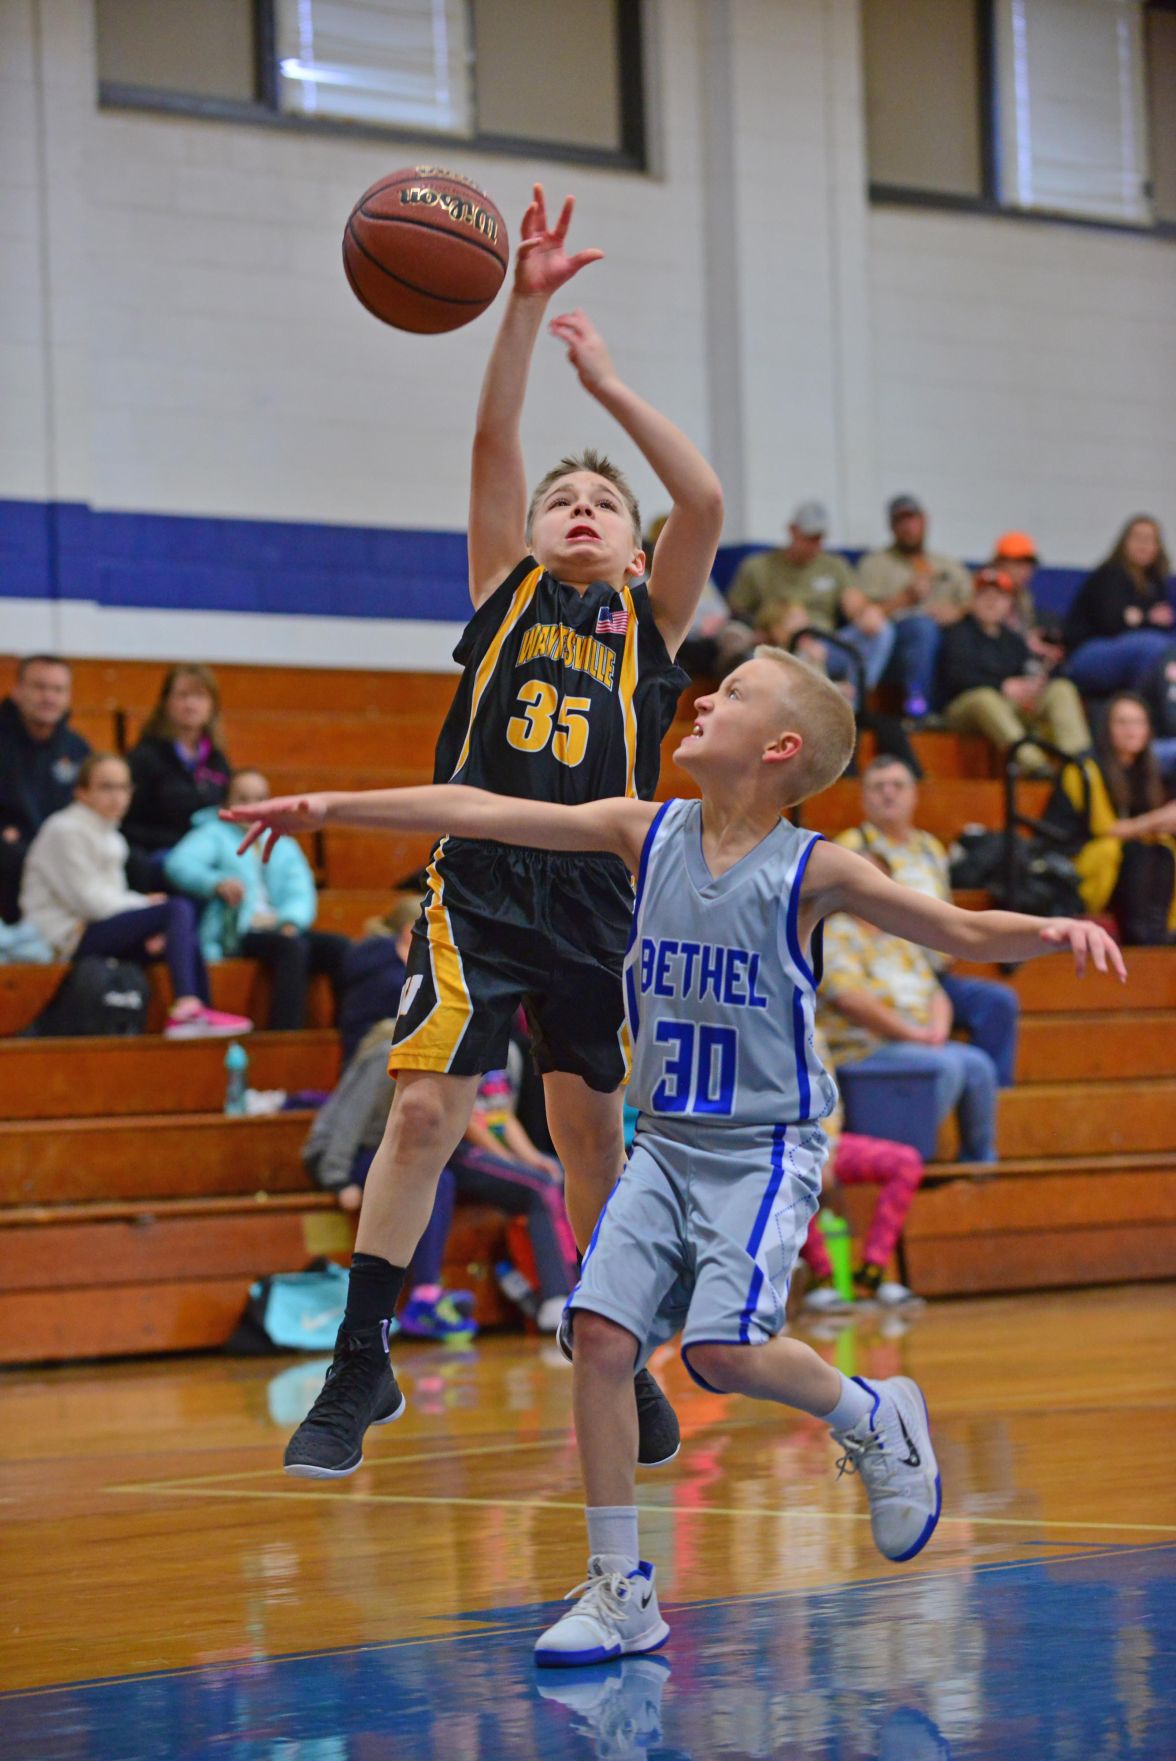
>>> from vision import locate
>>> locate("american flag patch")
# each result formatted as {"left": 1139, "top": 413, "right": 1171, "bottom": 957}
{"left": 595, "top": 606, "right": 630, "bottom": 636}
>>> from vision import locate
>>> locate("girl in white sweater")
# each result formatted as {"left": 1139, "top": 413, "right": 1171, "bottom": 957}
{"left": 21, "top": 754, "right": 251, "bottom": 1038}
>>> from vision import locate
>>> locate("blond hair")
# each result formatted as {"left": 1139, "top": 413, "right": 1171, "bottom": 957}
{"left": 362, "top": 895, "right": 422, "bottom": 940}
{"left": 526, "top": 449, "right": 641, "bottom": 547}
{"left": 753, "top": 645, "right": 856, "bottom": 803}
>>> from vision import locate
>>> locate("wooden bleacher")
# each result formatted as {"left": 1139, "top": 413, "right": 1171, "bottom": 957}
{"left": 1, "top": 656, "right": 1173, "bottom": 1362}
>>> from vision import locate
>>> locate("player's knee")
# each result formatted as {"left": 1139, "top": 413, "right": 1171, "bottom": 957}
{"left": 388, "top": 1078, "right": 452, "bottom": 1151}
{"left": 686, "top": 1343, "right": 747, "bottom": 1394}
{"left": 573, "top": 1309, "right": 638, "bottom": 1378}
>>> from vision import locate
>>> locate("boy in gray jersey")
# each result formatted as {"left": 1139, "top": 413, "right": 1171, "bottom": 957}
{"left": 227, "top": 650, "right": 1125, "bottom": 1668}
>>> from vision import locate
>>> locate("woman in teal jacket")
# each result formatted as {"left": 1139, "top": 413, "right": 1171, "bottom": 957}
{"left": 165, "top": 769, "right": 350, "bottom": 1029}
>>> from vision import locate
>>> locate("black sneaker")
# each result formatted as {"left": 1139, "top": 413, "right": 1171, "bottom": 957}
{"left": 635, "top": 1368, "right": 680, "bottom": 1468}
{"left": 284, "top": 1322, "right": 406, "bottom": 1479}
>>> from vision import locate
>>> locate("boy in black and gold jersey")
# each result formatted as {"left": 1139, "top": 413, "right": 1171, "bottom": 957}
{"left": 284, "top": 186, "right": 724, "bottom": 1479}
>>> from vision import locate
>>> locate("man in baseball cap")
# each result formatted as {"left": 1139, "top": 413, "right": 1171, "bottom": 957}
{"left": 725, "top": 498, "right": 848, "bottom": 644}
{"left": 937, "top": 566, "right": 1089, "bottom": 773}
{"left": 850, "top": 495, "right": 972, "bottom": 719}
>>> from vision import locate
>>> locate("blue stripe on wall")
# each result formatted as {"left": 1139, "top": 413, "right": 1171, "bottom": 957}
{"left": 0, "top": 497, "right": 1089, "bottom": 623}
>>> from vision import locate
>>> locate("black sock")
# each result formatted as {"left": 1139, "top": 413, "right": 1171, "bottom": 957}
{"left": 344, "top": 1253, "right": 407, "bottom": 1331}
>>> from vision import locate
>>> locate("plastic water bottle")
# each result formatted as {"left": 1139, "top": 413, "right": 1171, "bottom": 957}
{"left": 224, "top": 1041, "right": 249, "bottom": 1116}
{"left": 817, "top": 1209, "right": 855, "bottom": 1301}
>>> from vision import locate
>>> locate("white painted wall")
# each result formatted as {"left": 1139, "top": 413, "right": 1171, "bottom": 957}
{"left": 2, "top": 0, "right": 1174, "bottom": 664}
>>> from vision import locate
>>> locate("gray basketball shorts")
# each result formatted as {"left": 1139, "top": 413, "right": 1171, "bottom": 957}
{"left": 568, "top": 1116, "right": 826, "bottom": 1391}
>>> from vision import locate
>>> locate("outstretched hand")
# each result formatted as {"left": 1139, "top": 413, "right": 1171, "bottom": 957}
{"left": 514, "top": 184, "right": 603, "bottom": 300}
{"left": 220, "top": 795, "right": 329, "bottom": 862}
{"left": 1038, "top": 917, "right": 1127, "bottom": 982}
{"left": 548, "top": 308, "right": 616, "bottom": 393}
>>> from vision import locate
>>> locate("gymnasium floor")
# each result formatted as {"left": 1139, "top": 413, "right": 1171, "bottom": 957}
{"left": 3, "top": 1284, "right": 1173, "bottom": 1760}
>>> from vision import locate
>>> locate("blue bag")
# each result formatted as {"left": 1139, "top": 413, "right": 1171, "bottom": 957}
{"left": 226, "top": 1259, "right": 348, "bottom": 1354}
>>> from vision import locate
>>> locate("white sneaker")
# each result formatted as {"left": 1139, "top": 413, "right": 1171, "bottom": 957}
{"left": 536, "top": 1656, "right": 671, "bottom": 1758}
{"left": 873, "top": 1279, "right": 924, "bottom": 1309}
{"left": 536, "top": 1296, "right": 567, "bottom": 1334}
{"left": 831, "top": 1376, "right": 941, "bottom": 1563}
{"left": 802, "top": 1284, "right": 855, "bottom": 1315}
{"left": 534, "top": 1559, "right": 669, "bottom": 1668}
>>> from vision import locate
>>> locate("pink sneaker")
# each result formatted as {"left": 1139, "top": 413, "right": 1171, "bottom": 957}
{"left": 165, "top": 1005, "right": 254, "bottom": 1039}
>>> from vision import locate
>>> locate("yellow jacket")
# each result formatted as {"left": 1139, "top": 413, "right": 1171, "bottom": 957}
{"left": 1059, "top": 759, "right": 1176, "bottom": 927}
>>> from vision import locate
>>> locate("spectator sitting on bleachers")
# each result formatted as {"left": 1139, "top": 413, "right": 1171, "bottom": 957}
{"left": 304, "top": 1026, "right": 576, "bottom": 1336}
{"left": 165, "top": 768, "right": 349, "bottom": 1031}
{"left": 937, "top": 567, "right": 1091, "bottom": 775}
{"left": 1063, "top": 516, "right": 1175, "bottom": 696}
{"left": 990, "top": 531, "right": 1065, "bottom": 665}
{"left": 725, "top": 499, "right": 894, "bottom": 696}
{"left": 854, "top": 494, "right": 972, "bottom": 719}
{"left": 1139, "top": 645, "right": 1176, "bottom": 787}
{"left": 124, "top": 664, "right": 231, "bottom": 887}
{"left": 800, "top": 1026, "right": 924, "bottom": 1312}
{"left": 440, "top": 1062, "right": 578, "bottom": 1336}
{"left": 836, "top": 755, "right": 1021, "bottom": 1087}
{"left": 0, "top": 655, "right": 91, "bottom": 925}
{"left": 20, "top": 753, "right": 251, "bottom": 1038}
{"left": 1045, "top": 693, "right": 1176, "bottom": 946}
{"left": 336, "top": 896, "right": 419, "bottom": 1066}
{"left": 817, "top": 852, "right": 999, "bottom": 1163}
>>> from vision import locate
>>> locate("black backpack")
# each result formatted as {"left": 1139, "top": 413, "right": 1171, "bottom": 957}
{"left": 948, "top": 828, "right": 1085, "bottom": 918}
{"left": 24, "top": 956, "right": 150, "bottom": 1037}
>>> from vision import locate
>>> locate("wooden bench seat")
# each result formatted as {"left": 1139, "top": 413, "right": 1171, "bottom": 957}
{"left": 0, "top": 1031, "right": 340, "bottom": 1122}
{"left": 0, "top": 1189, "right": 516, "bottom": 1363}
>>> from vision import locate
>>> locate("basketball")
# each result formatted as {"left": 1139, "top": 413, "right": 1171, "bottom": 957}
{"left": 342, "top": 166, "right": 509, "bottom": 334}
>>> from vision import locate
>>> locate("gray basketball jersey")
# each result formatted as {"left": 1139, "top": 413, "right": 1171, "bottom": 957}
{"left": 623, "top": 797, "right": 837, "bottom": 1127}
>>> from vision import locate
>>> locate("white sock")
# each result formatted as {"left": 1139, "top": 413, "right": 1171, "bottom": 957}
{"left": 586, "top": 1505, "right": 639, "bottom": 1573}
{"left": 822, "top": 1372, "right": 876, "bottom": 1434}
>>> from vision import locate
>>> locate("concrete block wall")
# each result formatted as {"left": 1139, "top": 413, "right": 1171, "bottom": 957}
{"left": 1, "top": 0, "right": 1173, "bottom": 667}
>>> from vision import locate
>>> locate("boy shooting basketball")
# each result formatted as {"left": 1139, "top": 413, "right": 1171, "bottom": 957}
{"left": 229, "top": 646, "right": 1124, "bottom": 1663}
{"left": 278, "top": 186, "right": 723, "bottom": 1479}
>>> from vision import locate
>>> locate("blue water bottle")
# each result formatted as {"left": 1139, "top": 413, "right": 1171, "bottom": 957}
{"left": 224, "top": 1041, "right": 249, "bottom": 1116}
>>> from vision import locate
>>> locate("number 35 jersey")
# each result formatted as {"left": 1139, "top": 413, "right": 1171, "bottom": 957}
{"left": 434, "top": 557, "right": 688, "bottom": 804}
{"left": 624, "top": 798, "right": 839, "bottom": 1128}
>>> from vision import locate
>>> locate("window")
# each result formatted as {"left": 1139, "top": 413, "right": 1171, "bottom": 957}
{"left": 862, "top": 0, "right": 1175, "bottom": 232}
{"left": 994, "top": 0, "right": 1151, "bottom": 223}
{"left": 96, "top": 0, "right": 260, "bottom": 104}
{"left": 274, "top": 0, "right": 472, "bottom": 133}
{"left": 97, "top": 0, "right": 645, "bottom": 170}
{"left": 862, "top": 0, "right": 987, "bottom": 200}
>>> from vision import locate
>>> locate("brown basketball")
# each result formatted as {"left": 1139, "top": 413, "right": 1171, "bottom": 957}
{"left": 342, "top": 167, "right": 509, "bottom": 334}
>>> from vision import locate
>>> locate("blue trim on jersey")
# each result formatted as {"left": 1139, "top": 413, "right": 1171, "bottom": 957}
{"left": 811, "top": 919, "right": 825, "bottom": 988}
{"left": 625, "top": 964, "right": 641, "bottom": 1043}
{"left": 784, "top": 832, "right": 824, "bottom": 988}
{"left": 626, "top": 799, "right": 675, "bottom": 956}
{"left": 791, "top": 986, "right": 811, "bottom": 1121}
{"left": 624, "top": 798, "right": 674, "bottom": 1044}
{"left": 738, "top": 1123, "right": 789, "bottom": 1342}
{"left": 574, "top": 1175, "right": 622, "bottom": 1282}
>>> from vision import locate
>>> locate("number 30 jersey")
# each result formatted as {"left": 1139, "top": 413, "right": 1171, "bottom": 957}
{"left": 624, "top": 798, "right": 839, "bottom": 1128}
{"left": 434, "top": 557, "right": 688, "bottom": 804}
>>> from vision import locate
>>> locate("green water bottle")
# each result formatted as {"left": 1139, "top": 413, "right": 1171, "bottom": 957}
{"left": 817, "top": 1209, "right": 854, "bottom": 1301}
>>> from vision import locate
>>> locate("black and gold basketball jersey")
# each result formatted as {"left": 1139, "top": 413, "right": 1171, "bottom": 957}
{"left": 433, "top": 557, "right": 688, "bottom": 803}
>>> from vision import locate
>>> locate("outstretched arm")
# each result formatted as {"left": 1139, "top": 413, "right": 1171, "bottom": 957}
{"left": 223, "top": 784, "right": 656, "bottom": 873}
{"left": 801, "top": 841, "right": 1127, "bottom": 980}
{"left": 468, "top": 187, "right": 603, "bottom": 608}
{"left": 549, "top": 308, "right": 724, "bottom": 657}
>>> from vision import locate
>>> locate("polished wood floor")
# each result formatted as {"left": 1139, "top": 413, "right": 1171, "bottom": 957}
{"left": 3, "top": 1284, "right": 1173, "bottom": 1704}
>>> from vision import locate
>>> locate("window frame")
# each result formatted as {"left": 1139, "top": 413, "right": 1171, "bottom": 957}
{"left": 866, "top": 0, "right": 1176, "bottom": 241}
{"left": 97, "top": 0, "right": 648, "bottom": 173}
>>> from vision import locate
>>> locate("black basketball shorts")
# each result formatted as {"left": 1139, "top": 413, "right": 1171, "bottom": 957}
{"left": 389, "top": 836, "right": 634, "bottom": 1092}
